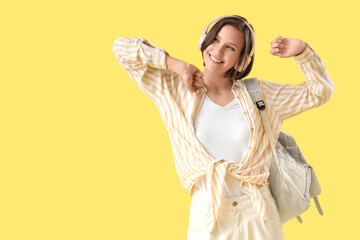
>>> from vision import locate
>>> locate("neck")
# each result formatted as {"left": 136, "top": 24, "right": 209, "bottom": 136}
{"left": 203, "top": 68, "right": 233, "bottom": 91}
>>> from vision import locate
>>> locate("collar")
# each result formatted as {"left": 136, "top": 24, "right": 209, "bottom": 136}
{"left": 232, "top": 79, "right": 242, "bottom": 89}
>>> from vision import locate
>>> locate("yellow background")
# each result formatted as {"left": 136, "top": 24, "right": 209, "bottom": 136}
{"left": 1, "top": 0, "right": 359, "bottom": 239}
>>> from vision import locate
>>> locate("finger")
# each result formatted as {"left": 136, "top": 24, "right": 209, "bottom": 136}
{"left": 271, "top": 42, "right": 283, "bottom": 49}
{"left": 273, "top": 36, "right": 284, "bottom": 44}
{"left": 193, "top": 80, "right": 203, "bottom": 89}
{"left": 194, "top": 77, "right": 203, "bottom": 85}
{"left": 193, "top": 67, "right": 203, "bottom": 75}
{"left": 189, "top": 86, "right": 196, "bottom": 93}
{"left": 193, "top": 84, "right": 202, "bottom": 91}
{"left": 270, "top": 48, "right": 279, "bottom": 54}
{"left": 270, "top": 49, "right": 285, "bottom": 58}
{"left": 195, "top": 72, "right": 204, "bottom": 79}
{"left": 270, "top": 51, "right": 281, "bottom": 57}
{"left": 195, "top": 76, "right": 204, "bottom": 84}
{"left": 271, "top": 38, "right": 281, "bottom": 45}
{"left": 270, "top": 36, "right": 281, "bottom": 45}
{"left": 270, "top": 48, "right": 282, "bottom": 56}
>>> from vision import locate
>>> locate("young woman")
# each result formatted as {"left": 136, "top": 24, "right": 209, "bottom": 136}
{"left": 113, "top": 15, "right": 335, "bottom": 240}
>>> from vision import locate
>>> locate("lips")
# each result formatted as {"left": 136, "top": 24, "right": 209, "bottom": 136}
{"left": 209, "top": 54, "right": 224, "bottom": 64}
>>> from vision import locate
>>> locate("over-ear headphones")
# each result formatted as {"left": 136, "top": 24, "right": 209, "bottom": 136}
{"left": 198, "top": 15, "right": 256, "bottom": 73}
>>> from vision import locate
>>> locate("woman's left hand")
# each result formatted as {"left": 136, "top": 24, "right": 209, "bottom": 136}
{"left": 270, "top": 36, "right": 307, "bottom": 58}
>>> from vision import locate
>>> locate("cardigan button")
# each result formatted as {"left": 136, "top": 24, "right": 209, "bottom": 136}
{"left": 232, "top": 201, "right": 238, "bottom": 207}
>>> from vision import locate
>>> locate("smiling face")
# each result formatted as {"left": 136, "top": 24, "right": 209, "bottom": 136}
{"left": 203, "top": 24, "right": 245, "bottom": 76}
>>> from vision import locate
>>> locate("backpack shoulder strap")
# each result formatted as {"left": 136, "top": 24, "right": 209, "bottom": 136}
{"left": 242, "top": 78, "right": 266, "bottom": 111}
{"left": 242, "top": 78, "right": 277, "bottom": 145}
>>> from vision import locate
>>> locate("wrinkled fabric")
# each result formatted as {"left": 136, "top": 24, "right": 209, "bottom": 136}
{"left": 188, "top": 185, "right": 284, "bottom": 240}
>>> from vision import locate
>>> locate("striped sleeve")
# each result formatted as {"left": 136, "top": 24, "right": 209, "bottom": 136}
{"left": 112, "top": 37, "right": 175, "bottom": 101}
{"left": 257, "top": 44, "right": 335, "bottom": 121}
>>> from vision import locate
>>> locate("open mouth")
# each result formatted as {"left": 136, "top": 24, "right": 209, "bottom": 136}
{"left": 209, "top": 54, "right": 224, "bottom": 64}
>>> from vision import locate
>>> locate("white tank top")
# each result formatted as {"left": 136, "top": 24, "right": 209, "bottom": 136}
{"left": 193, "top": 94, "right": 251, "bottom": 197}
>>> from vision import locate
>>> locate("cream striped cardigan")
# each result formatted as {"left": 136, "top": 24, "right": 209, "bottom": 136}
{"left": 112, "top": 37, "right": 335, "bottom": 233}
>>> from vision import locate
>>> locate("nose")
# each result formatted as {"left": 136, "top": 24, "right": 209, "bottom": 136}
{"left": 214, "top": 44, "right": 225, "bottom": 56}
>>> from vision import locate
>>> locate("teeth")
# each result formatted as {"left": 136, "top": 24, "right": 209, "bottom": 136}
{"left": 210, "top": 55, "right": 222, "bottom": 63}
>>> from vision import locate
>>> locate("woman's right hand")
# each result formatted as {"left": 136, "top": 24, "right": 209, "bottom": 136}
{"left": 166, "top": 55, "right": 204, "bottom": 94}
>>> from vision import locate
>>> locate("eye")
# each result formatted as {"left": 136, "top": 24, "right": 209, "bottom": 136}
{"left": 226, "top": 45, "right": 234, "bottom": 51}
{"left": 213, "top": 37, "right": 219, "bottom": 42}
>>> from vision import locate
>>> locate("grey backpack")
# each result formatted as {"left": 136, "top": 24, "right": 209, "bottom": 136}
{"left": 243, "top": 78, "right": 323, "bottom": 224}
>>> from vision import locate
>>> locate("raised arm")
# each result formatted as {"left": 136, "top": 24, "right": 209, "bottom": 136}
{"left": 112, "top": 37, "right": 174, "bottom": 101}
{"left": 258, "top": 36, "right": 335, "bottom": 121}
{"left": 113, "top": 37, "right": 205, "bottom": 99}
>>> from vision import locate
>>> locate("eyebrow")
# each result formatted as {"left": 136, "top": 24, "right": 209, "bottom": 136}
{"left": 216, "top": 35, "right": 238, "bottom": 49}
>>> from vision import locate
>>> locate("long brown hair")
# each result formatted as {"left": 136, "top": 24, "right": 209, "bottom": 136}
{"left": 200, "top": 16, "right": 255, "bottom": 80}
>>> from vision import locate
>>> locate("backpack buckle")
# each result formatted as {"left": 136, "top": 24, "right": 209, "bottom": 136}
{"left": 256, "top": 100, "right": 266, "bottom": 110}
